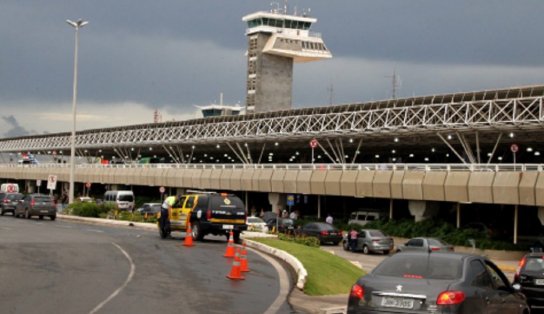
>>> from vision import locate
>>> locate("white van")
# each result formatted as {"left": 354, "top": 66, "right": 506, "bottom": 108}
{"left": 1, "top": 183, "right": 20, "bottom": 193}
{"left": 104, "top": 190, "right": 135, "bottom": 211}
{"left": 348, "top": 211, "right": 382, "bottom": 226}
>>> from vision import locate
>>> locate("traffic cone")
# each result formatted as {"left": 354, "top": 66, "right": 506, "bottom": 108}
{"left": 183, "top": 222, "right": 194, "bottom": 247}
{"left": 240, "top": 241, "right": 250, "bottom": 272}
{"left": 223, "top": 230, "right": 235, "bottom": 258}
{"left": 226, "top": 248, "right": 245, "bottom": 280}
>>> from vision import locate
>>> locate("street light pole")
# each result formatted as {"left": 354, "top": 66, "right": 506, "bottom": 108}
{"left": 67, "top": 18, "right": 88, "bottom": 204}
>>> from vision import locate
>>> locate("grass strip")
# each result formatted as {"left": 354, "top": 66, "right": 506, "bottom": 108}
{"left": 253, "top": 238, "right": 364, "bottom": 296}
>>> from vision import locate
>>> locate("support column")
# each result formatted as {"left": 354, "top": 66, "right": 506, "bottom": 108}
{"left": 389, "top": 199, "right": 394, "bottom": 220}
{"left": 317, "top": 195, "right": 321, "bottom": 219}
{"left": 268, "top": 193, "right": 285, "bottom": 216}
{"left": 408, "top": 201, "right": 439, "bottom": 222}
{"left": 456, "top": 203, "right": 461, "bottom": 229}
{"left": 514, "top": 205, "right": 519, "bottom": 245}
{"left": 26, "top": 180, "right": 36, "bottom": 194}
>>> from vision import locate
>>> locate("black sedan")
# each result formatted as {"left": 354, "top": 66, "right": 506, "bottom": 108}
{"left": 513, "top": 252, "right": 544, "bottom": 311}
{"left": 265, "top": 217, "right": 295, "bottom": 234}
{"left": 347, "top": 252, "right": 529, "bottom": 313}
{"left": 300, "top": 222, "right": 342, "bottom": 245}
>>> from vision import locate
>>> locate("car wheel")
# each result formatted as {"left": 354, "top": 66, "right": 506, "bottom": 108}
{"left": 362, "top": 245, "right": 370, "bottom": 254}
{"left": 25, "top": 209, "right": 31, "bottom": 219}
{"left": 50, "top": 215, "right": 56, "bottom": 221}
{"left": 383, "top": 250, "right": 390, "bottom": 255}
{"left": 39, "top": 215, "right": 44, "bottom": 220}
{"left": 192, "top": 222, "right": 204, "bottom": 241}
{"left": 0, "top": 210, "right": 4, "bottom": 216}
{"left": 332, "top": 240, "right": 340, "bottom": 246}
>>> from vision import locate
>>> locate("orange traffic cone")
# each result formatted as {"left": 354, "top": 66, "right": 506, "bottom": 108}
{"left": 183, "top": 222, "right": 194, "bottom": 247}
{"left": 226, "top": 248, "right": 245, "bottom": 280}
{"left": 240, "top": 241, "right": 250, "bottom": 272}
{"left": 223, "top": 230, "right": 235, "bottom": 258}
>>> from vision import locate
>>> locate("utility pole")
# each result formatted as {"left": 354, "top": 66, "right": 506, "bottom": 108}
{"left": 385, "top": 69, "right": 400, "bottom": 99}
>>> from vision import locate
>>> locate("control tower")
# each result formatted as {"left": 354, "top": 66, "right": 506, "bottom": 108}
{"left": 242, "top": 6, "right": 332, "bottom": 114}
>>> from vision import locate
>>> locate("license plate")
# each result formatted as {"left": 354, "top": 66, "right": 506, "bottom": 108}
{"left": 381, "top": 297, "right": 414, "bottom": 309}
{"left": 535, "top": 279, "right": 544, "bottom": 285}
{"left": 40, "top": 210, "right": 49, "bottom": 213}
{"left": 222, "top": 224, "right": 234, "bottom": 230}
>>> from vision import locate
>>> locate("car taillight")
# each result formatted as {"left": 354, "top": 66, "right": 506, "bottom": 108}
{"left": 320, "top": 231, "right": 328, "bottom": 236}
{"left": 430, "top": 246, "right": 440, "bottom": 251}
{"left": 206, "top": 209, "right": 212, "bottom": 220}
{"left": 350, "top": 284, "right": 364, "bottom": 300}
{"left": 516, "top": 256, "right": 527, "bottom": 277}
{"left": 30, "top": 199, "right": 35, "bottom": 207}
{"left": 436, "top": 291, "right": 465, "bottom": 305}
{"left": 3, "top": 199, "right": 8, "bottom": 203}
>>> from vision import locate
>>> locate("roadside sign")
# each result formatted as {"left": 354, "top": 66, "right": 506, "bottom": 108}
{"left": 47, "top": 175, "right": 57, "bottom": 190}
{"left": 159, "top": 186, "right": 165, "bottom": 194}
{"left": 85, "top": 182, "right": 92, "bottom": 188}
{"left": 309, "top": 138, "right": 318, "bottom": 148}
{"left": 36, "top": 180, "right": 42, "bottom": 187}
{"left": 287, "top": 194, "right": 295, "bottom": 207}
{"left": 510, "top": 143, "right": 519, "bottom": 153}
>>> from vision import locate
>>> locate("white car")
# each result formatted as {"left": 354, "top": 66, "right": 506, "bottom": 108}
{"left": 246, "top": 216, "right": 269, "bottom": 233}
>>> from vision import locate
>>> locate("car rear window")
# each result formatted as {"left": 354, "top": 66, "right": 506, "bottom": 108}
{"left": 373, "top": 255, "right": 462, "bottom": 280}
{"left": 119, "top": 194, "right": 134, "bottom": 202}
{"left": 34, "top": 196, "right": 52, "bottom": 202}
{"left": 428, "top": 238, "right": 448, "bottom": 246}
{"left": 525, "top": 257, "right": 544, "bottom": 272}
{"left": 7, "top": 194, "right": 22, "bottom": 200}
{"left": 368, "top": 230, "right": 386, "bottom": 237}
{"left": 209, "top": 195, "right": 244, "bottom": 210}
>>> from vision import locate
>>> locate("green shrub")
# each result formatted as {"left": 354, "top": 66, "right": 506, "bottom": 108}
{"left": 278, "top": 233, "right": 321, "bottom": 247}
{"left": 68, "top": 202, "right": 114, "bottom": 218}
{"left": 364, "top": 218, "right": 527, "bottom": 251}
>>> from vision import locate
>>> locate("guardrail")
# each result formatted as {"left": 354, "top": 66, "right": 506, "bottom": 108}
{"left": 4, "top": 162, "right": 543, "bottom": 172}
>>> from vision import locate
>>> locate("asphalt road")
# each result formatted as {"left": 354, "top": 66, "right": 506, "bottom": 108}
{"left": 0, "top": 215, "right": 295, "bottom": 314}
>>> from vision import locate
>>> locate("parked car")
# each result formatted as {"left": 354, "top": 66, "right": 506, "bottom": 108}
{"left": 246, "top": 216, "right": 269, "bottom": 233}
{"left": 0, "top": 192, "right": 24, "bottom": 216}
{"left": 14, "top": 193, "right": 56, "bottom": 220}
{"left": 513, "top": 252, "right": 544, "bottom": 311}
{"left": 347, "top": 251, "right": 529, "bottom": 313}
{"left": 396, "top": 237, "right": 454, "bottom": 253}
{"left": 265, "top": 217, "right": 295, "bottom": 234}
{"left": 343, "top": 229, "right": 394, "bottom": 255}
{"left": 136, "top": 203, "right": 162, "bottom": 216}
{"left": 300, "top": 222, "right": 342, "bottom": 245}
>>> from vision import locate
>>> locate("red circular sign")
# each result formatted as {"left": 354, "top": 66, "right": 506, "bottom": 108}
{"left": 511, "top": 144, "right": 519, "bottom": 153}
{"left": 6, "top": 185, "right": 14, "bottom": 193}
{"left": 309, "top": 138, "right": 318, "bottom": 148}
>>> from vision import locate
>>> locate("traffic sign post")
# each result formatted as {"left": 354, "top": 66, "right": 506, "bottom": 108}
{"left": 159, "top": 186, "right": 165, "bottom": 200}
{"left": 309, "top": 138, "right": 318, "bottom": 164}
{"left": 47, "top": 175, "right": 57, "bottom": 191}
{"left": 511, "top": 144, "right": 519, "bottom": 171}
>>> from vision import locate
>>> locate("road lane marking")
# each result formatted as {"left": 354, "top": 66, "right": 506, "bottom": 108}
{"left": 89, "top": 242, "right": 135, "bottom": 314}
{"left": 250, "top": 248, "right": 290, "bottom": 314}
{"left": 85, "top": 229, "right": 105, "bottom": 233}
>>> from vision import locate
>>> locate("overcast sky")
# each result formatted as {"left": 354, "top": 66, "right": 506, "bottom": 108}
{"left": 1, "top": 1, "right": 544, "bottom": 138}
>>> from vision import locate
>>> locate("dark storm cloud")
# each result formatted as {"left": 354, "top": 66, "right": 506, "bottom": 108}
{"left": 1, "top": 0, "right": 544, "bottom": 118}
{"left": 2, "top": 116, "right": 31, "bottom": 137}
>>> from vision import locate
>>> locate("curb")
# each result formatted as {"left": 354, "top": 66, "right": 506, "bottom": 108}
{"left": 245, "top": 239, "right": 308, "bottom": 290}
{"left": 58, "top": 214, "right": 157, "bottom": 231}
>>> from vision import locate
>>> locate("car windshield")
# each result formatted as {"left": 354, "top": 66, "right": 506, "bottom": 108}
{"left": 368, "top": 230, "right": 386, "bottom": 237}
{"left": 373, "top": 254, "right": 462, "bottom": 280}
{"left": 248, "top": 217, "right": 264, "bottom": 223}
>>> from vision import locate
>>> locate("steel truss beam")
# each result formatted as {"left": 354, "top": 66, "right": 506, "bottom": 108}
{"left": 0, "top": 95, "right": 542, "bottom": 153}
